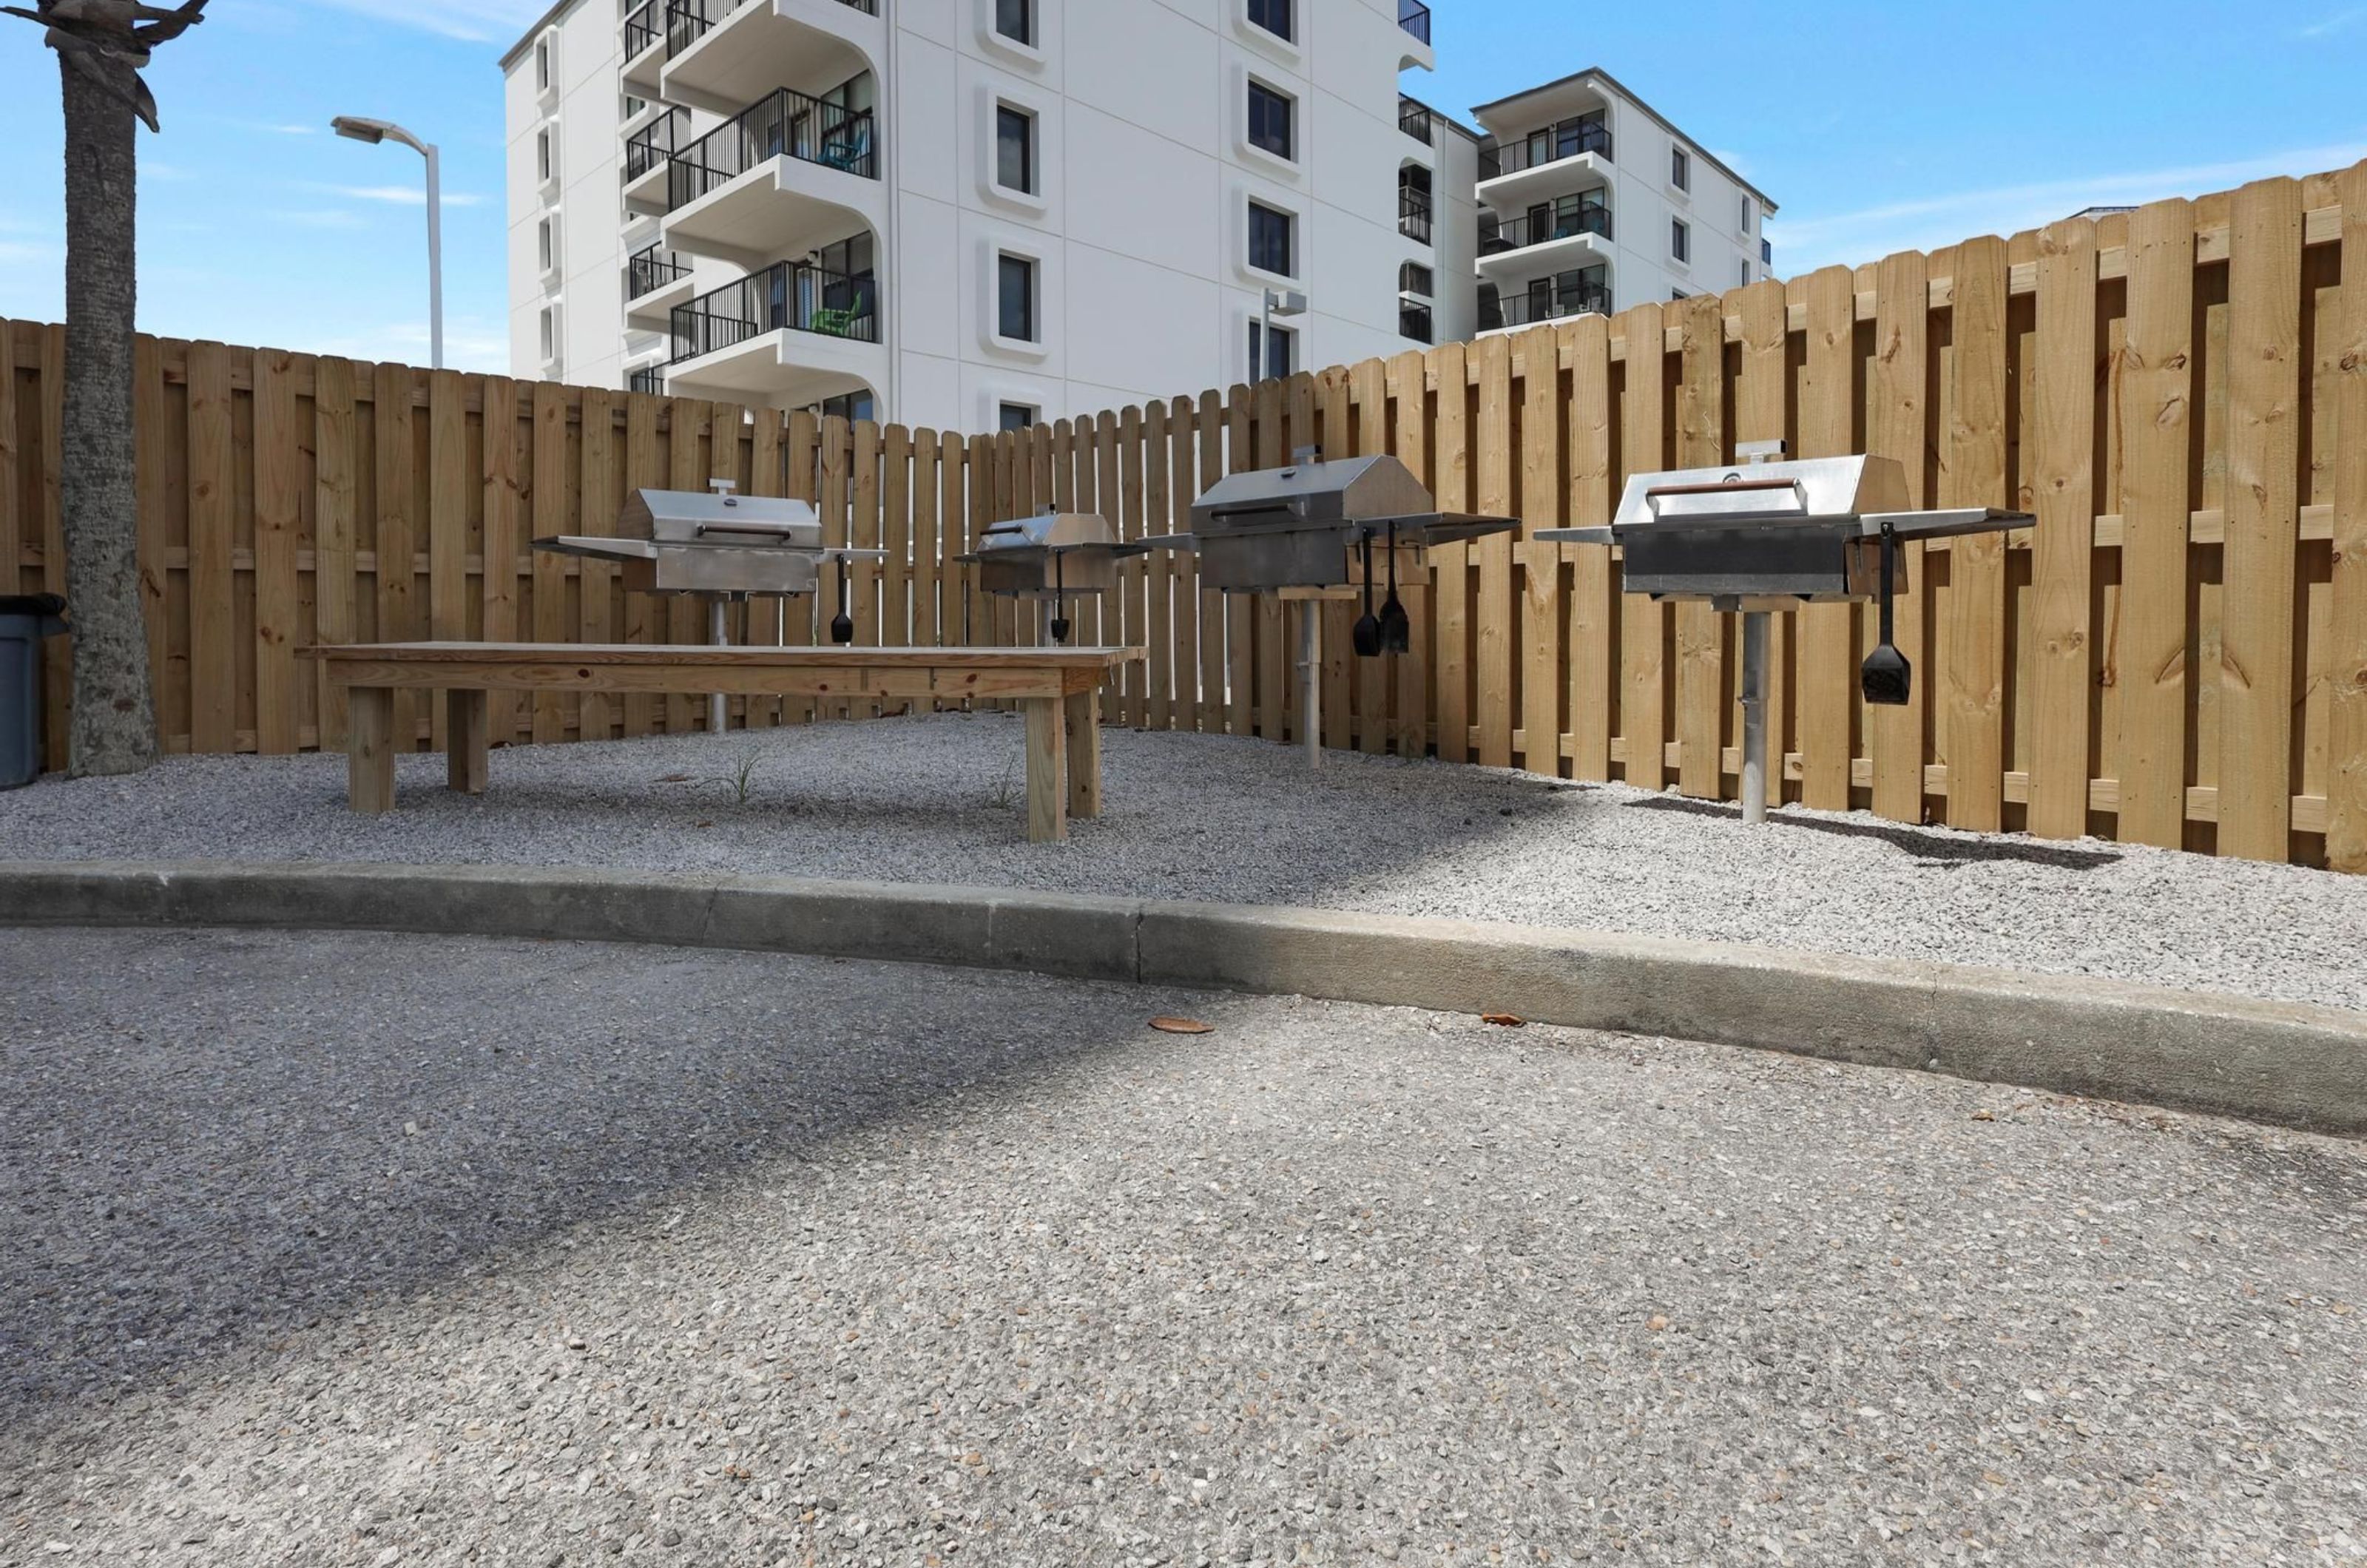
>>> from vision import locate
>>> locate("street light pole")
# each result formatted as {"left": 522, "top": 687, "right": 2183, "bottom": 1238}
{"left": 331, "top": 115, "right": 444, "bottom": 370}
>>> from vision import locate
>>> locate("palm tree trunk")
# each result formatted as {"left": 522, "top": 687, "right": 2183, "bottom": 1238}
{"left": 57, "top": 53, "right": 155, "bottom": 775}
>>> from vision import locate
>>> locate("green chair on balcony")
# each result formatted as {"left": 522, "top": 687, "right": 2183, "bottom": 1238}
{"left": 817, "top": 121, "right": 871, "bottom": 175}
{"left": 808, "top": 306, "right": 857, "bottom": 338}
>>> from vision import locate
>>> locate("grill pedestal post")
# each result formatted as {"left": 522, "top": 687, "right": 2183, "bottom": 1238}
{"left": 1299, "top": 601, "right": 1322, "bottom": 770}
{"left": 709, "top": 598, "right": 730, "bottom": 736}
{"left": 1740, "top": 609, "right": 1769, "bottom": 825}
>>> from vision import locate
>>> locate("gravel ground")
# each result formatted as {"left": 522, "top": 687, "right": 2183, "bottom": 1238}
{"left": 4, "top": 714, "right": 2365, "bottom": 1013}
{"left": 5, "top": 927, "right": 2365, "bottom": 1567}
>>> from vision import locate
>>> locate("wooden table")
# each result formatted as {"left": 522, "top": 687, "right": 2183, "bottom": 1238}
{"left": 302, "top": 643, "right": 1144, "bottom": 843}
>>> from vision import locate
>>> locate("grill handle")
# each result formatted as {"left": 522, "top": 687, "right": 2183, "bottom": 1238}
{"left": 1644, "top": 476, "right": 1807, "bottom": 519}
{"left": 695, "top": 520, "right": 812, "bottom": 538}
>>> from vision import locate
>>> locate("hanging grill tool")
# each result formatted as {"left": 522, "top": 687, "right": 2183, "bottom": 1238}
{"left": 1536, "top": 441, "right": 2032, "bottom": 824}
{"left": 533, "top": 479, "right": 886, "bottom": 734}
{"left": 1139, "top": 450, "right": 1517, "bottom": 768}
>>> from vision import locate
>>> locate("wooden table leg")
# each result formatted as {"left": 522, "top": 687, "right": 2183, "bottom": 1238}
{"left": 348, "top": 686, "right": 395, "bottom": 814}
{"left": 1064, "top": 685, "right": 1101, "bottom": 820}
{"left": 447, "top": 688, "right": 489, "bottom": 794}
{"left": 1024, "top": 696, "right": 1068, "bottom": 844}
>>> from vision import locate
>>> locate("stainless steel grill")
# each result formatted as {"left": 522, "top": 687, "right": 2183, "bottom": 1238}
{"left": 1141, "top": 448, "right": 1517, "bottom": 767}
{"left": 1538, "top": 442, "right": 2033, "bottom": 823}
{"left": 957, "top": 510, "right": 1132, "bottom": 645}
{"left": 533, "top": 479, "right": 885, "bottom": 731}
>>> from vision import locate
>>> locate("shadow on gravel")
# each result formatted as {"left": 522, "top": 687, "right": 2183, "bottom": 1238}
{"left": 1624, "top": 794, "right": 2126, "bottom": 872}
{"left": 0, "top": 926, "right": 1225, "bottom": 1437}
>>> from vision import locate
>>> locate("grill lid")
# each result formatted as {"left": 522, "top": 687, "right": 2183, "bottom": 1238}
{"left": 961, "top": 510, "right": 1124, "bottom": 557}
{"left": 1189, "top": 453, "right": 1437, "bottom": 533}
{"left": 1610, "top": 455, "right": 1908, "bottom": 529}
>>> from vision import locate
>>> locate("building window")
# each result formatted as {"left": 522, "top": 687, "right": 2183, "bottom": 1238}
{"left": 538, "top": 305, "right": 558, "bottom": 362}
{"left": 1399, "top": 261, "right": 1433, "bottom": 297}
{"left": 999, "top": 401, "right": 1039, "bottom": 432}
{"left": 995, "top": 104, "right": 1035, "bottom": 195}
{"left": 995, "top": 0, "right": 1033, "bottom": 47}
{"left": 1761, "top": 236, "right": 1772, "bottom": 266}
{"left": 1247, "top": 81, "right": 1294, "bottom": 161}
{"left": 535, "top": 38, "right": 551, "bottom": 91}
{"left": 1740, "top": 259, "right": 1752, "bottom": 287}
{"left": 1670, "top": 217, "right": 1689, "bottom": 263}
{"left": 997, "top": 253, "right": 1036, "bottom": 342}
{"left": 1740, "top": 195, "right": 1752, "bottom": 233}
{"left": 1249, "top": 320, "right": 1294, "bottom": 381}
{"left": 817, "top": 391, "right": 877, "bottom": 425}
{"left": 538, "top": 216, "right": 556, "bottom": 274}
{"left": 1247, "top": 0, "right": 1292, "bottom": 40}
{"left": 537, "top": 126, "right": 556, "bottom": 184}
{"left": 1670, "top": 146, "right": 1689, "bottom": 192}
{"left": 1249, "top": 200, "right": 1293, "bottom": 276}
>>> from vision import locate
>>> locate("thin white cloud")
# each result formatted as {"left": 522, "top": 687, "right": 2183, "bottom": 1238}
{"left": 311, "top": 183, "right": 488, "bottom": 208}
{"left": 311, "top": 0, "right": 548, "bottom": 42}
{"left": 1765, "top": 141, "right": 2367, "bottom": 274}
{"left": 2297, "top": 6, "right": 2366, "bottom": 36}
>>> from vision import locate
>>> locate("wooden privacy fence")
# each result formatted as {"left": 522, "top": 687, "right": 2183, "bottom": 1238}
{"left": 3, "top": 161, "right": 2363, "bottom": 871}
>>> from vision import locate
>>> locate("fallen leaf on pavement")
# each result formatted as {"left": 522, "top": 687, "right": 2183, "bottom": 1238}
{"left": 1971, "top": 1109, "right": 1996, "bottom": 1122}
{"left": 1149, "top": 1017, "right": 1215, "bottom": 1035}
{"left": 1481, "top": 1013, "right": 1525, "bottom": 1027}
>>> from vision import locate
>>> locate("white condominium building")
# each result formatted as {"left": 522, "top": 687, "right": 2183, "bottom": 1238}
{"left": 502, "top": 0, "right": 1449, "bottom": 431}
{"left": 1470, "top": 68, "right": 1775, "bottom": 336}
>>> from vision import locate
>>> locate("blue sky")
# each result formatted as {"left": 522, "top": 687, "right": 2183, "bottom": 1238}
{"left": 1, "top": 0, "right": 2361, "bottom": 374}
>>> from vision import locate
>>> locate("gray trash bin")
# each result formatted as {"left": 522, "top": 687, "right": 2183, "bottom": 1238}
{"left": 1, "top": 593, "right": 69, "bottom": 788}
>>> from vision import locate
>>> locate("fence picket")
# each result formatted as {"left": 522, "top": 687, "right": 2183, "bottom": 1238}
{"left": 1616, "top": 302, "right": 1666, "bottom": 791}
{"left": 1675, "top": 292, "right": 1726, "bottom": 799}
{"left": 2330, "top": 166, "right": 2367, "bottom": 869}
{"left": 2219, "top": 178, "right": 2305, "bottom": 859}
{"left": 2029, "top": 220, "right": 2101, "bottom": 837}
{"left": 1945, "top": 237, "right": 2011, "bottom": 831}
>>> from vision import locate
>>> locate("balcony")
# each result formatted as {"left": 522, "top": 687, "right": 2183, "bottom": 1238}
{"left": 1398, "top": 95, "right": 1434, "bottom": 146}
{"left": 622, "top": 107, "right": 689, "bottom": 216}
{"left": 1477, "top": 119, "right": 1613, "bottom": 209}
{"left": 1399, "top": 301, "right": 1433, "bottom": 345}
{"left": 661, "top": 0, "right": 885, "bottom": 119}
{"left": 665, "top": 260, "right": 883, "bottom": 405}
{"left": 661, "top": 89, "right": 885, "bottom": 268}
{"left": 624, "top": 245, "right": 695, "bottom": 329}
{"left": 628, "top": 366, "right": 666, "bottom": 396}
{"left": 1397, "top": 0, "right": 1430, "bottom": 44}
{"left": 1480, "top": 280, "right": 1612, "bottom": 336}
{"left": 621, "top": 1, "right": 666, "bottom": 93}
{"left": 1478, "top": 204, "right": 1613, "bottom": 278}
{"left": 1398, "top": 187, "right": 1433, "bottom": 246}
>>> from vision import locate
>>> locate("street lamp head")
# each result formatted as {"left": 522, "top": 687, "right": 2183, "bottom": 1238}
{"left": 331, "top": 115, "right": 390, "bottom": 144}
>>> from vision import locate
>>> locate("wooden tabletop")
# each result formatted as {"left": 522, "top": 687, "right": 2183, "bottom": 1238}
{"left": 303, "top": 642, "right": 1145, "bottom": 669}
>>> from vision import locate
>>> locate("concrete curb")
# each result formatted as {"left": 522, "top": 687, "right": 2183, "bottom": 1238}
{"left": 4, "top": 859, "right": 2363, "bottom": 1136}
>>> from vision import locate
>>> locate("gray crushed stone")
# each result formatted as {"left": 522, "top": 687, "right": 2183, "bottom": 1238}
{"left": 3, "top": 926, "right": 2363, "bottom": 1565}
{"left": 2, "top": 712, "right": 2363, "bottom": 1012}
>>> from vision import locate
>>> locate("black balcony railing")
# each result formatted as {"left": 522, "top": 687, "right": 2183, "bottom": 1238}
{"left": 625, "top": 108, "right": 689, "bottom": 180}
{"left": 1480, "top": 203, "right": 1612, "bottom": 254}
{"left": 1481, "top": 282, "right": 1613, "bottom": 333}
{"left": 1478, "top": 120, "right": 1613, "bottom": 181}
{"left": 1398, "top": 187, "right": 1433, "bottom": 246}
{"left": 1397, "top": 0, "right": 1431, "bottom": 44}
{"left": 1399, "top": 302, "right": 1433, "bottom": 344}
{"left": 624, "top": 0, "right": 657, "bottom": 56}
{"left": 629, "top": 367, "right": 666, "bottom": 395}
{"left": 627, "top": 245, "right": 689, "bottom": 299}
{"left": 671, "top": 261, "right": 879, "bottom": 362}
{"left": 663, "top": 0, "right": 715, "bottom": 55}
{"left": 670, "top": 88, "right": 878, "bottom": 209}
{"left": 1398, "top": 95, "right": 1434, "bottom": 144}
